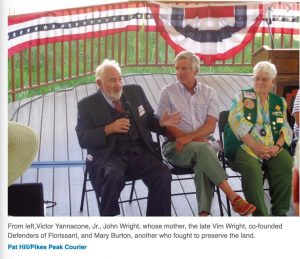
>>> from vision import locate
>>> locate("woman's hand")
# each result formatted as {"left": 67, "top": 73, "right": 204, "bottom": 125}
{"left": 269, "top": 145, "right": 282, "bottom": 157}
{"left": 251, "top": 143, "right": 273, "bottom": 160}
{"left": 241, "top": 133, "right": 273, "bottom": 159}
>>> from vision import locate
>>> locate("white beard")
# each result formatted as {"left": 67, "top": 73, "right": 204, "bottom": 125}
{"left": 111, "top": 90, "right": 123, "bottom": 101}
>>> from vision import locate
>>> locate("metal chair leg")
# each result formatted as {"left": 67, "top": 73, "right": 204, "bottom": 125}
{"left": 215, "top": 186, "right": 224, "bottom": 216}
{"left": 80, "top": 168, "right": 88, "bottom": 212}
{"left": 226, "top": 197, "right": 232, "bottom": 216}
{"left": 129, "top": 180, "right": 135, "bottom": 203}
{"left": 95, "top": 192, "right": 102, "bottom": 216}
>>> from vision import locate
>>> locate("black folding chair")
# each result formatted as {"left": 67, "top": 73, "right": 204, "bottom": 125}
{"left": 80, "top": 133, "right": 225, "bottom": 216}
{"left": 80, "top": 133, "right": 161, "bottom": 216}
{"left": 157, "top": 136, "right": 225, "bottom": 216}
{"left": 80, "top": 168, "right": 145, "bottom": 215}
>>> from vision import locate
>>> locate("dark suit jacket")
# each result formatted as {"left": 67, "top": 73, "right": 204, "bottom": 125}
{"left": 76, "top": 84, "right": 165, "bottom": 169}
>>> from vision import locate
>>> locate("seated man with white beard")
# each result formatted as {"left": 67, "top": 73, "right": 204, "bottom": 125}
{"left": 76, "top": 59, "right": 180, "bottom": 216}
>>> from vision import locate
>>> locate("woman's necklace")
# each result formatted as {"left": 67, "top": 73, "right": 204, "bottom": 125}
{"left": 259, "top": 102, "right": 269, "bottom": 137}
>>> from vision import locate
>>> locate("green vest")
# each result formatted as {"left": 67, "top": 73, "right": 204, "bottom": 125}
{"left": 224, "top": 89, "right": 286, "bottom": 160}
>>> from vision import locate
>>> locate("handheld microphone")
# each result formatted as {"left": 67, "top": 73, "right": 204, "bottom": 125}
{"left": 123, "top": 101, "right": 133, "bottom": 139}
{"left": 124, "top": 101, "right": 131, "bottom": 119}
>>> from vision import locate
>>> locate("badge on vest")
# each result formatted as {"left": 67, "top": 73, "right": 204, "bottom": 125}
{"left": 138, "top": 105, "right": 146, "bottom": 117}
{"left": 244, "top": 99, "right": 255, "bottom": 109}
{"left": 260, "top": 128, "right": 266, "bottom": 136}
{"left": 244, "top": 92, "right": 256, "bottom": 99}
{"left": 276, "top": 117, "right": 284, "bottom": 124}
{"left": 272, "top": 111, "right": 283, "bottom": 116}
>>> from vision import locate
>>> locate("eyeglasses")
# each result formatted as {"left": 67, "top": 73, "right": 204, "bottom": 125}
{"left": 108, "top": 78, "right": 123, "bottom": 85}
{"left": 253, "top": 77, "right": 272, "bottom": 83}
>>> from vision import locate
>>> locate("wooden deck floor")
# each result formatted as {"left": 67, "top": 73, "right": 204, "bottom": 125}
{"left": 8, "top": 73, "right": 294, "bottom": 216}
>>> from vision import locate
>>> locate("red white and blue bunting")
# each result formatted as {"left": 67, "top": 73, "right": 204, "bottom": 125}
{"left": 259, "top": 2, "right": 300, "bottom": 34}
{"left": 8, "top": 1, "right": 299, "bottom": 64}
{"left": 8, "top": 2, "right": 154, "bottom": 57}
{"left": 149, "top": 3, "right": 263, "bottom": 65}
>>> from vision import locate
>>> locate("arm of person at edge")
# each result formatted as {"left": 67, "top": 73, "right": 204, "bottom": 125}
{"left": 294, "top": 111, "right": 299, "bottom": 129}
{"left": 292, "top": 91, "right": 300, "bottom": 129}
{"left": 166, "top": 115, "right": 217, "bottom": 153}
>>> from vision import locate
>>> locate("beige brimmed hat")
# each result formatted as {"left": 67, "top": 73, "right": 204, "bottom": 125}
{"left": 8, "top": 121, "right": 39, "bottom": 186}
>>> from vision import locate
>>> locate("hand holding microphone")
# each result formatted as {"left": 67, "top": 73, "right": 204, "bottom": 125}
{"left": 123, "top": 101, "right": 131, "bottom": 118}
{"left": 104, "top": 100, "right": 131, "bottom": 135}
{"left": 105, "top": 118, "right": 130, "bottom": 135}
{"left": 105, "top": 100, "right": 134, "bottom": 137}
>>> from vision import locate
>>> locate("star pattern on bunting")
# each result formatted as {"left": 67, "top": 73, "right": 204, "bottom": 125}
{"left": 8, "top": 13, "right": 153, "bottom": 40}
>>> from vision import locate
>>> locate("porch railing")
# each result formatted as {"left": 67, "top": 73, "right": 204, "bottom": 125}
{"left": 8, "top": 2, "right": 299, "bottom": 101}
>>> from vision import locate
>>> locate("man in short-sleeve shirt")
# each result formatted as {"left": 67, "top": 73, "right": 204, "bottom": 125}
{"left": 156, "top": 51, "right": 256, "bottom": 216}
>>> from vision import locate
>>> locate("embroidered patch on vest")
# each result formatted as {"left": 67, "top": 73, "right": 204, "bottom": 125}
{"left": 272, "top": 111, "right": 283, "bottom": 116}
{"left": 244, "top": 99, "right": 255, "bottom": 109}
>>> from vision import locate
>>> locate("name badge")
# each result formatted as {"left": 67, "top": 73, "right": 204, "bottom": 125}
{"left": 138, "top": 105, "right": 146, "bottom": 117}
{"left": 276, "top": 118, "right": 284, "bottom": 124}
{"left": 244, "top": 92, "right": 256, "bottom": 99}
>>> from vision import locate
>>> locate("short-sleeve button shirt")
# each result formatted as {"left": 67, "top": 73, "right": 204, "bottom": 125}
{"left": 156, "top": 80, "right": 219, "bottom": 133}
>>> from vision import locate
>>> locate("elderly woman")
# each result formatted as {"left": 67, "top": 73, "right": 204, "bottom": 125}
{"left": 224, "top": 61, "right": 293, "bottom": 216}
